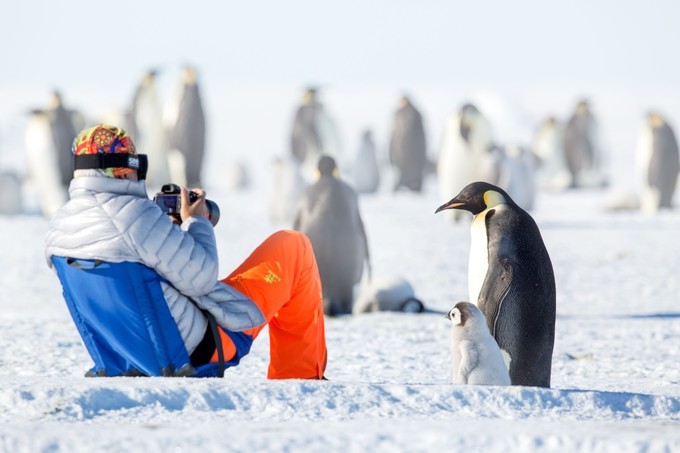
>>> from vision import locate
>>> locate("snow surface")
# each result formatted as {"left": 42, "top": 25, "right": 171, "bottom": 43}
{"left": 1, "top": 166, "right": 679, "bottom": 452}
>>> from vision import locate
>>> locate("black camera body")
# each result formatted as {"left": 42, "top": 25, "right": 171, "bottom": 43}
{"left": 153, "top": 183, "right": 220, "bottom": 226}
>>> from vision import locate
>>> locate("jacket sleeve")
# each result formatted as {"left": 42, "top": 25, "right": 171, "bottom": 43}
{"left": 114, "top": 198, "right": 219, "bottom": 296}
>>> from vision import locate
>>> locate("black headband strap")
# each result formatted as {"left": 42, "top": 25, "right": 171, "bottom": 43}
{"left": 73, "top": 153, "right": 148, "bottom": 180}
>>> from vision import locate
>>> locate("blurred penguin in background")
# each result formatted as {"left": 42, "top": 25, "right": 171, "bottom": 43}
{"left": 130, "top": 69, "right": 170, "bottom": 191}
{"left": 636, "top": 111, "right": 680, "bottom": 214}
{"left": 437, "top": 103, "right": 493, "bottom": 222}
{"left": 269, "top": 155, "right": 306, "bottom": 224}
{"left": 476, "top": 144, "right": 505, "bottom": 187}
{"left": 0, "top": 171, "right": 23, "bottom": 215}
{"left": 47, "top": 90, "right": 81, "bottom": 187}
{"left": 293, "top": 155, "right": 370, "bottom": 315}
{"left": 353, "top": 275, "right": 425, "bottom": 314}
{"left": 290, "top": 88, "right": 320, "bottom": 165}
{"left": 563, "top": 99, "right": 607, "bottom": 188}
{"left": 24, "top": 110, "right": 68, "bottom": 217}
{"left": 496, "top": 144, "right": 536, "bottom": 211}
{"left": 389, "top": 95, "right": 427, "bottom": 192}
{"left": 351, "top": 129, "right": 380, "bottom": 194}
{"left": 165, "top": 65, "right": 206, "bottom": 187}
{"left": 532, "top": 117, "right": 571, "bottom": 191}
{"left": 290, "top": 87, "right": 341, "bottom": 183}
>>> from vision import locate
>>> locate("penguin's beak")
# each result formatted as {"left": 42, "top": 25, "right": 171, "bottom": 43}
{"left": 435, "top": 200, "right": 465, "bottom": 213}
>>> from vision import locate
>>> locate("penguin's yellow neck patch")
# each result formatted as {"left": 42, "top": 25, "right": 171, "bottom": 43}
{"left": 649, "top": 113, "right": 664, "bottom": 128}
{"left": 483, "top": 190, "right": 506, "bottom": 208}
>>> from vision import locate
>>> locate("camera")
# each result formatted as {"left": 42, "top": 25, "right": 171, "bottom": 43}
{"left": 153, "top": 183, "right": 220, "bottom": 226}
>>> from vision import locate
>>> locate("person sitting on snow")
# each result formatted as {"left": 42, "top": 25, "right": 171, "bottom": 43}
{"left": 45, "top": 124, "right": 327, "bottom": 379}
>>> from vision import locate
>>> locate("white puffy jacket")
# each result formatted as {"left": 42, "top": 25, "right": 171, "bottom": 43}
{"left": 45, "top": 174, "right": 265, "bottom": 354}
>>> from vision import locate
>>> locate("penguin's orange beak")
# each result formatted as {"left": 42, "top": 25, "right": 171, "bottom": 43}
{"left": 435, "top": 200, "right": 465, "bottom": 213}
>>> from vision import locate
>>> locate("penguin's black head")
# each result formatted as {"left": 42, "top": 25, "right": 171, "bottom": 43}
{"left": 51, "top": 90, "right": 64, "bottom": 104}
{"left": 400, "top": 297, "right": 425, "bottom": 313}
{"left": 435, "top": 181, "right": 512, "bottom": 216}
{"left": 317, "top": 155, "right": 337, "bottom": 177}
{"left": 459, "top": 103, "right": 480, "bottom": 142}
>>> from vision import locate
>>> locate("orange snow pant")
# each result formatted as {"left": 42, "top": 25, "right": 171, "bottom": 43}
{"left": 209, "top": 230, "right": 327, "bottom": 379}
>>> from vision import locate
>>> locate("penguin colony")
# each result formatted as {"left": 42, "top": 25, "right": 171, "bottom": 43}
{"left": 281, "top": 92, "right": 676, "bottom": 389}
{"left": 20, "top": 82, "right": 679, "bottom": 388}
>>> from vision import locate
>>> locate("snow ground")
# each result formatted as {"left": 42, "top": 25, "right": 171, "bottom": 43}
{"left": 0, "top": 171, "right": 679, "bottom": 452}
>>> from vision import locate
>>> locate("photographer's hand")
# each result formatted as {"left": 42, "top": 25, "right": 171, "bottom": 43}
{"left": 180, "top": 187, "right": 210, "bottom": 223}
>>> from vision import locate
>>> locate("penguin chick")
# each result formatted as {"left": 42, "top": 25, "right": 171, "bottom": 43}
{"left": 446, "top": 301, "right": 510, "bottom": 386}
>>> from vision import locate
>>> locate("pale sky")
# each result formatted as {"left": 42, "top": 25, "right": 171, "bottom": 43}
{"left": 1, "top": 0, "right": 679, "bottom": 90}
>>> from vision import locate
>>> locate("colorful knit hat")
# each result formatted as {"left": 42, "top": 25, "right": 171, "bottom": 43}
{"left": 72, "top": 125, "right": 137, "bottom": 178}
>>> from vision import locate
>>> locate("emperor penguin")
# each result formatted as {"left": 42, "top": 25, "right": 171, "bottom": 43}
{"left": 47, "top": 90, "right": 79, "bottom": 187}
{"left": 290, "top": 87, "right": 341, "bottom": 183}
{"left": 351, "top": 129, "right": 381, "bottom": 194}
{"left": 166, "top": 65, "right": 206, "bottom": 187}
{"left": 635, "top": 111, "right": 680, "bottom": 214}
{"left": 293, "top": 155, "right": 370, "bottom": 315}
{"left": 496, "top": 144, "right": 536, "bottom": 211}
{"left": 532, "top": 117, "right": 571, "bottom": 191}
{"left": 24, "top": 110, "right": 68, "bottom": 217}
{"left": 446, "top": 301, "right": 511, "bottom": 386}
{"left": 389, "top": 95, "right": 427, "bottom": 192}
{"left": 130, "top": 69, "right": 170, "bottom": 191}
{"left": 563, "top": 99, "right": 607, "bottom": 188}
{"left": 435, "top": 181, "right": 556, "bottom": 388}
{"left": 437, "top": 103, "right": 493, "bottom": 222}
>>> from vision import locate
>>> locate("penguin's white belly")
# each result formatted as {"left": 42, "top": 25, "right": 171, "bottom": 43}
{"left": 468, "top": 211, "right": 489, "bottom": 304}
{"left": 438, "top": 142, "right": 477, "bottom": 197}
{"left": 636, "top": 124, "right": 659, "bottom": 213}
{"left": 352, "top": 147, "right": 379, "bottom": 193}
{"left": 25, "top": 116, "right": 67, "bottom": 217}
{"left": 636, "top": 125, "right": 653, "bottom": 185}
{"left": 135, "top": 92, "right": 169, "bottom": 191}
{"left": 450, "top": 330, "right": 511, "bottom": 386}
{"left": 467, "top": 341, "right": 511, "bottom": 386}
{"left": 501, "top": 350, "right": 512, "bottom": 371}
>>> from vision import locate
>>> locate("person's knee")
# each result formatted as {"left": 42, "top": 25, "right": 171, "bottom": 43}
{"left": 270, "top": 229, "right": 310, "bottom": 251}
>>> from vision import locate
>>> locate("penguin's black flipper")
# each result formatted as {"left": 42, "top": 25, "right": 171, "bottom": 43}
{"left": 477, "top": 255, "right": 513, "bottom": 338}
{"left": 357, "top": 214, "right": 371, "bottom": 282}
{"left": 647, "top": 131, "right": 665, "bottom": 187}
